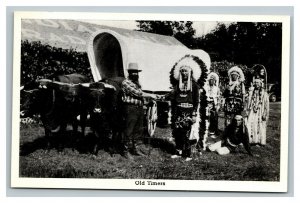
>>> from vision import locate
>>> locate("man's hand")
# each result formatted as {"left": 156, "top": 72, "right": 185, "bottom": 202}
{"left": 143, "top": 92, "right": 157, "bottom": 100}
{"left": 156, "top": 95, "right": 165, "bottom": 101}
{"left": 149, "top": 94, "right": 157, "bottom": 100}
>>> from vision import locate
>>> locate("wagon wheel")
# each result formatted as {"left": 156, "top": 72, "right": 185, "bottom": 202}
{"left": 147, "top": 101, "right": 157, "bottom": 137}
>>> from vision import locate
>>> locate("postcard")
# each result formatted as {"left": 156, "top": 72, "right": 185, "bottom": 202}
{"left": 11, "top": 11, "right": 290, "bottom": 192}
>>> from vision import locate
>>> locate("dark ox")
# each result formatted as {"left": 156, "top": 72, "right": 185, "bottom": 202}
{"left": 20, "top": 73, "right": 90, "bottom": 149}
{"left": 80, "top": 77, "right": 125, "bottom": 154}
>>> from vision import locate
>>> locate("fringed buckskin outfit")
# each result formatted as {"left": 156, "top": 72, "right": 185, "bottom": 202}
{"left": 246, "top": 66, "right": 269, "bottom": 146}
{"left": 204, "top": 72, "right": 220, "bottom": 136}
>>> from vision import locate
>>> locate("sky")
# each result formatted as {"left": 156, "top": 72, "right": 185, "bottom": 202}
{"left": 80, "top": 20, "right": 230, "bottom": 37}
{"left": 193, "top": 22, "right": 231, "bottom": 36}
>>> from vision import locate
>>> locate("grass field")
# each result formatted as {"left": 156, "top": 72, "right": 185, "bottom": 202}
{"left": 19, "top": 103, "right": 281, "bottom": 181}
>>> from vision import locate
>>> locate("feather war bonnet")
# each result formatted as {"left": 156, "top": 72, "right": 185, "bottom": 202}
{"left": 170, "top": 54, "right": 209, "bottom": 88}
{"left": 206, "top": 72, "right": 219, "bottom": 87}
{"left": 228, "top": 66, "right": 245, "bottom": 82}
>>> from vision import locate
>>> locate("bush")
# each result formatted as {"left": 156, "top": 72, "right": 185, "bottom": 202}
{"left": 21, "top": 40, "right": 93, "bottom": 85}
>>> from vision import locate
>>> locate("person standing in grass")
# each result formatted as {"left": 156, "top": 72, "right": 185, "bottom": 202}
{"left": 204, "top": 72, "right": 221, "bottom": 137}
{"left": 223, "top": 66, "right": 246, "bottom": 127}
{"left": 251, "top": 64, "right": 268, "bottom": 90}
{"left": 121, "top": 63, "right": 157, "bottom": 159}
{"left": 168, "top": 65, "right": 199, "bottom": 161}
{"left": 246, "top": 78, "right": 269, "bottom": 146}
{"left": 165, "top": 55, "right": 207, "bottom": 162}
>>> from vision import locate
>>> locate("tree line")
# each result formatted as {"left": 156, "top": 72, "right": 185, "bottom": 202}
{"left": 136, "top": 21, "right": 282, "bottom": 88}
{"left": 21, "top": 40, "right": 93, "bottom": 85}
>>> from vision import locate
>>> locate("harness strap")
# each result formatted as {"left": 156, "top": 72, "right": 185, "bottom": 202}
{"left": 45, "top": 89, "right": 56, "bottom": 116}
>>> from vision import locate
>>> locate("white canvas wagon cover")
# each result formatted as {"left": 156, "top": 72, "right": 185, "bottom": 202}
{"left": 87, "top": 28, "right": 211, "bottom": 92}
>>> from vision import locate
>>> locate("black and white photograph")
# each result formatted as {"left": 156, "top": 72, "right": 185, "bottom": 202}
{"left": 11, "top": 12, "right": 290, "bottom": 192}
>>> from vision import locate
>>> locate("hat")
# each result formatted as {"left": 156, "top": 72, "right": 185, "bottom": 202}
{"left": 127, "top": 63, "right": 142, "bottom": 72}
{"left": 234, "top": 115, "right": 243, "bottom": 120}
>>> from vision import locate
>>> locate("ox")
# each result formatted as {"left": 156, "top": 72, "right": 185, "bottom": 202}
{"left": 20, "top": 73, "right": 90, "bottom": 150}
{"left": 79, "top": 77, "right": 125, "bottom": 155}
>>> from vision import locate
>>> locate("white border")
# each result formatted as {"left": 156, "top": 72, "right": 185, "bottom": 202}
{"left": 11, "top": 11, "right": 290, "bottom": 192}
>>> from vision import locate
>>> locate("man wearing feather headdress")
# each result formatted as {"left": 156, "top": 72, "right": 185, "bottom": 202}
{"left": 204, "top": 72, "right": 221, "bottom": 137}
{"left": 223, "top": 66, "right": 246, "bottom": 127}
{"left": 252, "top": 64, "right": 267, "bottom": 90}
{"left": 246, "top": 66, "right": 269, "bottom": 146}
{"left": 165, "top": 55, "right": 208, "bottom": 161}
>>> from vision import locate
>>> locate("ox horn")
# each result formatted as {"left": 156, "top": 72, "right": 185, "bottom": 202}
{"left": 20, "top": 110, "right": 25, "bottom": 117}
{"left": 38, "top": 79, "right": 52, "bottom": 83}
{"left": 50, "top": 125, "right": 61, "bottom": 133}
{"left": 23, "top": 89, "right": 36, "bottom": 93}
{"left": 99, "top": 82, "right": 116, "bottom": 91}
{"left": 80, "top": 83, "right": 90, "bottom": 88}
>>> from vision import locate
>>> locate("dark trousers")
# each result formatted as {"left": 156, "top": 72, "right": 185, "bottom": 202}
{"left": 173, "top": 128, "right": 192, "bottom": 157}
{"left": 209, "top": 108, "right": 219, "bottom": 135}
{"left": 123, "top": 104, "right": 144, "bottom": 150}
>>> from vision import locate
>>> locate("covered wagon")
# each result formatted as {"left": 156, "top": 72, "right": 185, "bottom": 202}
{"left": 86, "top": 27, "right": 211, "bottom": 137}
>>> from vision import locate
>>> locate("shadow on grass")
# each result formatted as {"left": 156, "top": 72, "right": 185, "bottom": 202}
{"left": 19, "top": 126, "right": 177, "bottom": 157}
{"left": 19, "top": 131, "right": 108, "bottom": 156}
{"left": 143, "top": 136, "right": 176, "bottom": 155}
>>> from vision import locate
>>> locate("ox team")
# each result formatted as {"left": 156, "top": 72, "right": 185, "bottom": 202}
{"left": 21, "top": 61, "right": 269, "bottom": 160}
